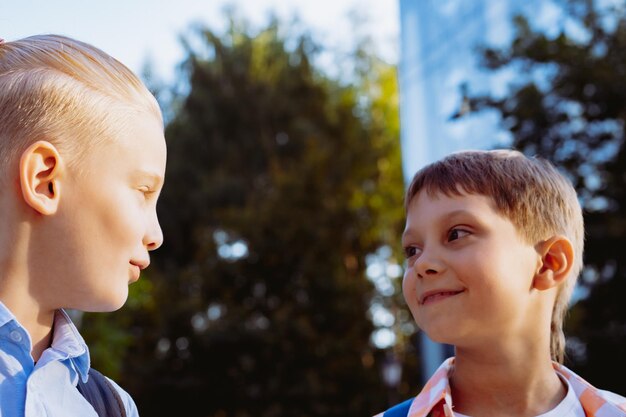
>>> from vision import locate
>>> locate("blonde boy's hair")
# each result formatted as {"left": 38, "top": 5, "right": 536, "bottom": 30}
{"left": 406, "top": 150, "right": 584, "bottom": 363}
{"left": 0, "top": 34, "right": 161, "bottom": 176}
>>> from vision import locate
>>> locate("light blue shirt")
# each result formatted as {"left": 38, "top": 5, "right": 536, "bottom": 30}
{"left": 0, "top": 302, "right": 139, "bottom": 417}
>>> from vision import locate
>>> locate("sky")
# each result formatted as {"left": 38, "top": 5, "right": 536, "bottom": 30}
{"left": 1, "top": 0, "right": 399, "bottom": 83}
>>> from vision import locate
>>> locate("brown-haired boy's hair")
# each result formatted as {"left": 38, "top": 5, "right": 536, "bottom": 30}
{"left": 405, "top": 149, "right": 584, "bottom": 363}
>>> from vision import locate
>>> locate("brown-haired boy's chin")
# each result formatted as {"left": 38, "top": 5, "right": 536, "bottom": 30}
{"left": 414, "top": 312, "right": 465, "bottom": 346}
{"left": 418, "top": 327, "right": 455, "bottom": 346}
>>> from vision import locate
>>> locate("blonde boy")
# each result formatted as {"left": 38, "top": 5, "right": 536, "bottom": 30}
{"left": 377, "top": 150, "right": 625, "bottom": 417}
{"left": 0, "top": 35, "right": 165, "bottom": 416}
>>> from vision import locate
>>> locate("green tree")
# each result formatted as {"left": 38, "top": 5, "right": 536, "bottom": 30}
{"left": 84, "top": 17, "right": 405, "bottom": 416}
{"left": 470, "top": 0, "right": 626, "bottom": 393}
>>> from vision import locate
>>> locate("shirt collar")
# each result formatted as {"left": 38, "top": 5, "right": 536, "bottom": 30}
{"left": 0, "top": 300, "right": 32, "bottom": 348}
{"left": 0, "top": 300, "right": 19, "bottom": 328}
{"left": 407, "top": 357, "right": 454, "bottom": 417}
{"left": 0, "top": 302, "right": 90, "bottom": 382}
{"left": 406, "top": 357, "right": 626, "bottom": 417}
{"left": 48, "top": 309, "right": 90, "bottom": 382}
{"left": 554, "top": 362, "right": 626, "bottom": 416}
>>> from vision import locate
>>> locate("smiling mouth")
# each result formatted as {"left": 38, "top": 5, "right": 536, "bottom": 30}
{"left": 420, "top": 290, "right": 465, "bottom": 306}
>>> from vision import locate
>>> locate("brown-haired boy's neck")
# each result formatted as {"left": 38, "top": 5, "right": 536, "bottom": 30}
{"left": 451, "top": 339, "right": 565, "bottom": 416}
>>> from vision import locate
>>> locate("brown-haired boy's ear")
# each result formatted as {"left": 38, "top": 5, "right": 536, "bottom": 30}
{"left": 533, "top": 236, "right": 574, "bottom": 291}
{"left": 19, "top": 141, "right": 64, "bottom": 216}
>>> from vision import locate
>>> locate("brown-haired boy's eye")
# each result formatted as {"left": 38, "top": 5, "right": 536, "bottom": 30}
{"left": 447, "top": 228, "right": 470, "bottom": 242}
{"left": 404, "top": 246, "right": 420, "bottom": 259}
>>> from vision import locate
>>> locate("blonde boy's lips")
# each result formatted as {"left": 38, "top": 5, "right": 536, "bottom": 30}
{"left": 129, "top": 264, "right": 141, "bottom": 282}
{"left": 129, "top": 260, "right": 149, "bottom": 282}
{"left": 130, "top": 259, "right": 150, "bottom": 270}
{"left": 419, "top": 289, "right": 465, "bottom": 306}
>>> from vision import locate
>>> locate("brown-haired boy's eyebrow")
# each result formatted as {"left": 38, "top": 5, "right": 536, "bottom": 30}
{"left": 443, "top": 209, "right": 482, "bottom": 224}
{"left": 403, "top": 209, "right": 484, "bottom": 242}
{"left": 401, "top": 229, "right": 416, "bottom": 245}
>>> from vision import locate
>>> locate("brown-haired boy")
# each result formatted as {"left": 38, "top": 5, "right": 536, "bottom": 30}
{"left": 0, "top": 35, "right": 165, "bottom": 416}
{"left": 376, "top": 150, "right": 625, "bottom": 417}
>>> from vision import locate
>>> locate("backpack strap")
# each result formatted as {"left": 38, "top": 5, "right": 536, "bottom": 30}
{"left": 383, "top": 397, "right": 414, "bottom": 417}
{"left": 76, "top": 368, "right": 127, "bottom": 417}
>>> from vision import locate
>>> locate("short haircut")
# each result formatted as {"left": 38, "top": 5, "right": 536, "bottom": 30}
{"left": 0, "top": 34, "right": 161, "bottom": 178}
{"left": 405, "top": 149, "right": 584, "bottom": 363}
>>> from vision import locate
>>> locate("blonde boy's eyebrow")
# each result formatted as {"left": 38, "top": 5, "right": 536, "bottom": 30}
{"left": 132, "top": 170, "right": 164, "bottom": 188}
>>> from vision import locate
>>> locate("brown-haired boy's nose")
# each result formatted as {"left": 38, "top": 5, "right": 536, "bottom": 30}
{"left": 417, "top": 268, "right": 439, "bottom": 278}
{"left": 415, "top": 249, "right": 444, "bottom": 278}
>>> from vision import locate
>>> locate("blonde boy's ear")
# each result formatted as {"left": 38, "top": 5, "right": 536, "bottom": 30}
{"left": 19, "top": 141, "right": 64, "bottom": 215}
{"left": 533, "top": 236, "right": 574, "bottom": 291}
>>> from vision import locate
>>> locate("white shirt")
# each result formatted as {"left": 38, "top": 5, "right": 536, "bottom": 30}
{"left": 453, "top": 375, "right": 585, "bottom": 417}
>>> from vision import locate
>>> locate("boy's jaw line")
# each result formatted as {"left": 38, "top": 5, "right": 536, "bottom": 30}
{"left": 419, "top": 288, "right": 466, "bottom": 306}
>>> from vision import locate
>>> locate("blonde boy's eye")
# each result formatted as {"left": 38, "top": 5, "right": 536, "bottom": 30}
{"left": 140, "top": 185, "right": 156, "bottom": 193}
{"left": 137, "top": 186, "right": 155, "bottom": 198}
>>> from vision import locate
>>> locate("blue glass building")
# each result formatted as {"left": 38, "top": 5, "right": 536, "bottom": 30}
{"left": 398, "top": 0, "right": 553, "bottom": 381}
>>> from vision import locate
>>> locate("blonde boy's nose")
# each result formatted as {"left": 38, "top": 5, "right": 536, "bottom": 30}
{"left": 145, "top": 221, "right": 164, "bottom": 251}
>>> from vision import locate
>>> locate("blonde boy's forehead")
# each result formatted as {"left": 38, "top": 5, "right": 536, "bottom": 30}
{"left": 49, "top": 103, "right": 162, "bottom": 176}
{"left": 0, "top": 34, "right": 163, "bottom": 180}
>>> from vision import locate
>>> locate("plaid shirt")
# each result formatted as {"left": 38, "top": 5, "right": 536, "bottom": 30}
{"left": 375, "top": 357, "right": 626, "bottom": 417}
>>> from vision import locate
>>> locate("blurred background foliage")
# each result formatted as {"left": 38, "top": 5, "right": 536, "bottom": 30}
{"left": 80, "top": 0, "right": 626, "bottom": 415}
{"left": 83, "top": 13, "right": 411, "bottom": 417}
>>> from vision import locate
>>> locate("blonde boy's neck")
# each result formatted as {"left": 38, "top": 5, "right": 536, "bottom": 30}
{"left": 451, "top": 343, "right": 565, "bottom": 417}
{"left": 0, "top": 296, "right": 54, "bottom": 362}
{"left": 0, "top": 285, "right": 55, "bottom": 363}
{"left": 0, "top": 213, "right": 56, "bottom": 362}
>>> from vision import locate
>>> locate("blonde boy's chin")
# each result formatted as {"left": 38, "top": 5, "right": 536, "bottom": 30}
{"left": 69, "top": 287, "right": 130, "bottom": 313}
